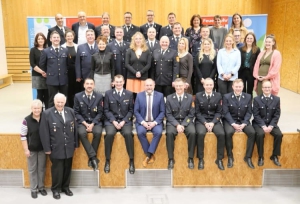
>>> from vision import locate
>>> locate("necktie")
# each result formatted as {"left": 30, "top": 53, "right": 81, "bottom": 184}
{"left": 117, "top": 92, "right": 121, "bottom": 99}
{"left": 179, "top": 96, "right": 182, "bottom": 106}
{"left": 55, "top": 48, "right": 59, "bottom": 53}
{"left": 161, "top": 50, "right": 165, "bottom": 55}
{"left": 127, "top": 26, "right": 130, "bottom": 31}
{"left": 149, "top": 24, "right": 153, "bottom": 27}
{"left": 207, "top": 95, "right": 211, "bottom": 103}
{"left": 236, "top": 95, "right": 240, "bottom": 101}
{"left": 176, "top": 37, "right": 180, "bottom": 42}
{"left": 150, "top": 42, "right": 153, "bottom": 48}
{"left": 60, "top": 28, "right": 64, "bottom": 33}
{"left": 119, "top": 42, "right": 122, "bottom": 48}
{"left": 147, "top": 94, "right": 152, "bottom": 122}
{"left": 90, "top": 45, "right": 93, "bottom": 50}
{"left": 87, "top": 95, "right": 91, "bottom": 103}
{"left": 59, "top": 112, "right": 64, "bottom": 123}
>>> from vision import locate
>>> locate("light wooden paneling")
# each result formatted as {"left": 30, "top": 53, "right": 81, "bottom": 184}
{"left": 1, "top": 132, "right": 299, "bottom": 187}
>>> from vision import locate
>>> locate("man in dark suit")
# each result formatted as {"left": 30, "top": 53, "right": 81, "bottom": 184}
{"left": 72, "top": 11, "right": 95, "bottom": 45}
{"left": 222, "top": 79, "right": 256, "bottom": 169}
{"left": 253, "top": 80, "right": 282, "bottom": 166}
{"left": 159, "top": 13, "right": 184, "bottom": 39}
{"left": 134, "top": 78, "right": 165, "bottom": 167}
{"left": 40, "top": 93, "right": 78, "bottom": 200}
{"left": 166, "top": 78, "right": 196, "bottom": 170}
{"left": 73, "top": 78, "right": 103, "bottom": 171}
{"left": 75, "top": 29, "right": 98, "bottom": 90}
{"left": 100, "top": 25, "right": 114, "bottom": 43}
{"left": 103, "top": 75, "right": 135, "bottom": 174}
{"left": 123, "top": 12, "right": 140, "bottom": 43}
{"left": 146, "top": 27, "right": 160, "bottom": 78}
{"left": 168, "top": 22, "right": 187, "bottom": 50}
{"left": 107, "top": 27, "right": 130, "bottom": 85}
{"left": 140, "top": 10, "right": 162, "bottom": 40}
{"left": 152, "top": 36, "right": 179, "bottom": 97}
{"left": 47, "top": 13, "right": 70, "bottom": 47}
{"left": 195, "top": 78, "right": 225, "bottom": 170}
{"left": 39, "top": 31, "right": 68, "bottom": 108}
{"left": 95, "top": 12, "right": 115, "bottom": 39}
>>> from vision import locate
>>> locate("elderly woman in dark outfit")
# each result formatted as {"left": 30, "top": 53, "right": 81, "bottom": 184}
{"left": 29, "top": 33, "right": 48, "bottom": 109}
{"left": 20, "top": 99, "right": 47, "bottom": 199}
{"left": 91, "top": 36, "right": 115, "bottom": 95}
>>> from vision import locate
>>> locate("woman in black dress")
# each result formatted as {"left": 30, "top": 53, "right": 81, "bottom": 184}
{"left": 62, "top": 30, "right": 79, "bottom": 108}
{"left": 29, "top": 33, "right": 48, "bottom": 109}
{"left": 194, "top": 38, "right": 217, "bottom": 93}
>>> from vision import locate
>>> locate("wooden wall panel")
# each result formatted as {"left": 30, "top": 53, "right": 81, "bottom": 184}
{"left": 2, "top": 0, "right": 269, "bottom": 47}
{"left": 267, "top": 0, "right": 300, "bottom": 93}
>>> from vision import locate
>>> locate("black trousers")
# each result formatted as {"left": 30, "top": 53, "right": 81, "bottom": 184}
{"left": 223, "top": 120, "right": 255, "bottom": 158}
{"left": 218, "top": 79, "right": 233, "bottom": 96}
{"left": 196, "top": 122, "right": 225, "bottom": 160}
{"left": 239, "top": 69, "right": 254, "bottom": 98}
{"left": 104, "top": 125, "right": 134, "bottom": 160}
{"left": 166, "top": 123, "right": 196, "bottom": 159}
{"left": 253, "top": 124, "right": 283, "bottom": 157}
{"left": 78, "top": 124, "right": 103, "bottom": 159}
{"left": 37, "top": 89, "right": 49, "bottom": 109}
{"left": 50, "top": 157, "right": 73, "bottom": 192}
{"left": 155, "top": 85, "right": 175, "bottom": 97}
{"left": 47, "top": 85, "right": 68, "bottom": 108}
{"left": 68, "top": 68, "right": 82, "bottom": 108}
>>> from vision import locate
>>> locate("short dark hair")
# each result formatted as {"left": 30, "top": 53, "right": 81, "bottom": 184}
{"left": 190, "top": 14, "right": 203, "bottom": 27}
{"left": 64, "top": 30, "right": 75, "bottom": 38}
{"left": 168, "top": 12, "right": 176, "bottom": 17}
{"left": 124, "top": 11, "right": 132, "bottom": 16}
{"left": 84, "top": 78, "right": 94, "bottom": 83}
{"left": 34, "top": 32, "right": 47, "bottom": 48}
{"left": 50, "top": 31, "right": 60, "bottom": 38}
{"left": 114, "top": 74, "right": 124, "bottom": 81}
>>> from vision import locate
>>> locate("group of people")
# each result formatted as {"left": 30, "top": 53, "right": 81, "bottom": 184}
{"left": 23, "top": 10, "right": 283, "bottom": 200}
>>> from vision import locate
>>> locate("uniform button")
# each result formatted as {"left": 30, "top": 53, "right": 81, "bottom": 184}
{"left": 88, "top": 113, "right": 90, "bottom": 114}
{"left": 65, "top": 144, "right": 67, "bottom": 146}
{"left": 58, "top": 64, "right": 60, "bottom": 65}
{"left": 59, "top": 69, "right": 60, "bottom": 70}
{"left": 58, "top": 59, "right": 59, "bottom": 61}
{"left": 59, "top": 74, "right": 60, "bottom": 75}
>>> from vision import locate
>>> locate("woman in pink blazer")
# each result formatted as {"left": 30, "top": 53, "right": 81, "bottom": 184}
{"left": 253, "top": 34, "right": 282, "bottom": 95}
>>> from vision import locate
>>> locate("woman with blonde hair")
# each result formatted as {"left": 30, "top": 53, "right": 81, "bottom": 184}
{"left": 194, "top": 38, "right": 217, "bottom": 92}
{"left": 178, "top": 37, "right": 193, "bottom": 94}
{"left": 228, "top": 13, "right": 248, "bottom": 42}
{"left": 125, "top": 32, "right": 151, "bottom": 98}
{"left": 253, "top": 34, "right": 282, "bottom": 96}
{"left": 20, "top": 99, "right": 47, "bottom": 198}
{"left": 217, "top": 34, "right": 241, "bottom": 95}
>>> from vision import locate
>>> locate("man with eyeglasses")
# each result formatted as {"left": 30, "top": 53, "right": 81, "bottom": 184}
{"left": 233, "top": 29, "right": 244, "bottom": 49}
{"left": 140, "top": 10, "right": 162, "bottom": 40}
{"left": 252, "top": 80, "right": 282, "bottom": 167}
{"left": 122, "top": 12, "right": 140, "bottom": 43}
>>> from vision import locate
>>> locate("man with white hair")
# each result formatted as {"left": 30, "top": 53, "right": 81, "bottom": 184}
{"left": 40, "top": 93, "right": 78, "bottom": 200}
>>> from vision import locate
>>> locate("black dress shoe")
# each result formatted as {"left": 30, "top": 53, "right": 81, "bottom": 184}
{"left": 227, "top": 157, "right": 234, "bottom": 168}
{"left": 104, "top": 160, "right": 110, "bottom": 173}
{"left": 31, "top": 191, "right": 37, "bottom": 199}
{"left": 91, "top": 158, "right": 99, "bottom": 171}
{"left": 168, "top": 159, "right": 175, "bottom": 170}
{"left": 244, "top": 157, "right": 255, "bottom": 169}
{"left": 270, "top": 156, "right": 281, "bottom": 166}
{"left": 258, "top": 157, "right": 264, "bottom": 166}
{"left": 52, "top": 192, "right": 60, "bottom": 200}
{"left": 215, "top": 160, "right": 225, "bottom": 170}
{"left": 62, "top": 188, "right": 73, "bottom": 196}
{"left": 198, "top": 159, "right": 204, "bottom": 170}
{"left": 129, "top": 160, "right": 135, "bottom": 174}
{"left": 188, "top": 158, "right": 194, "bottom": 169}
{"left": 39, "top": 189, "right": 47, "bottom": 196}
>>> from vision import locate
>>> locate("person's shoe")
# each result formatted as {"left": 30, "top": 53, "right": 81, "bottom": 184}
{"left": 227, "top": 157, "right": 234, "bottom": 168}
{"left": 188, "top": 158, "right": 194, "bottom": 169}
{"left": 143, "top": 157, "right": 150, "bottom": 167}
{"left": 129, "top": 160, "right": 135, "bottom": 174}
{"left": 168, "top": 159, "right": 175, "bottom": 170}
{"left": 244, "top": 157, "right": 255, "bottom": 169}
{"left": 62, "top": 188, "right": 73, "bottom": 196}
{"left": 31, "top": 191, "right": 37, "bottom": 199}
{"left": 39, "top": 189, "right": 47, "bottom": 196}
{"left": 258, "top": 157, "right": 264, "bottom": 166}
{"left": 91, "top": 158, "right": 99, "bottom": 171}
{"left": 215, "top": 160, "right": 225, "bottom": 170}
{"left": 104, "top": 160, "right": 110, "bottom": 173}
{"left": 270, "top": 155, "right": 281, "bottom": 166}
{"left": 148, "top": 154, "right": 156, "bottom": 164}
{"left": 198, "top": 159, "right": 204, "bottom": 170}
{"left": 52, "top": 192, "right": 60, "bottom": 200}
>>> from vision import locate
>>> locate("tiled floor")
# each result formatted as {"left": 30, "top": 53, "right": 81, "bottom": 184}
{"left": 0, "top": 186, "right": 300, "bottom": 204}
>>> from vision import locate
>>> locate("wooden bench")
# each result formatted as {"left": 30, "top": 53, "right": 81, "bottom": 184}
{"left": 0, "top": 74, "right": 13, "bottom": 89}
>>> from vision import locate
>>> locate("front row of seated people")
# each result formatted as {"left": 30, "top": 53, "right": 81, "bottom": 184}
{"left": 21, "top": 75, "right": 282, "bottom": 199}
